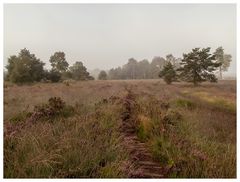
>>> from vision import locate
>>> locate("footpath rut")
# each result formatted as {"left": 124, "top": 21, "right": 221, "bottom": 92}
{"left": 120, "top": 87, "right": 167, "bottom": 178}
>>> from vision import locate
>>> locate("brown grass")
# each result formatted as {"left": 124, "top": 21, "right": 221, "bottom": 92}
{"left": 4, "top": 79, "right": 236, "bottom": 178}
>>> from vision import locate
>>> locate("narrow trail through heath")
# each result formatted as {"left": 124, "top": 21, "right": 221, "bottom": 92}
{"left": 120, "top": 86, "right": 167, "bottom": 178}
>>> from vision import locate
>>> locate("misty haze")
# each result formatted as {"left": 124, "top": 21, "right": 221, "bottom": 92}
{"left": 3, "top": 3, "right": 236, "bottom": 179}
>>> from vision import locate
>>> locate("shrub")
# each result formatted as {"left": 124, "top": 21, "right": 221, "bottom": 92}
{"left": 28, "top": 97, "right": 74, "bottom": 122}
{"left": 45, "top": 70, "right": 61, "bottom": 83}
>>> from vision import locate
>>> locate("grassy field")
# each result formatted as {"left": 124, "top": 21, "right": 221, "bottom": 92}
{"left": 4, "top": 79, "right": 236, "bottom": 178}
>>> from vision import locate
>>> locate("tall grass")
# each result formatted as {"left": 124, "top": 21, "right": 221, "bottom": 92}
{"left": 4, "top": 80, "right": 236, "bottom": 178}
{"left": 4, "top": 97, "right": 128, "bottom": 178}
{"left": 134, "top": 92, "right": 236, "bottom": 178}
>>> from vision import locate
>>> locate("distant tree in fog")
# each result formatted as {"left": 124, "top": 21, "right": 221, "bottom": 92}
{"left": 166, "top": 54, "right": 182, "bottom": 69}
{"left": 98, "top": 70, "right": 108, "bottom": 80}
{"left": 107, "top": 55, "right": 182, "bottom": 80}
{"left": 89, "top": 68, "right": 101, "bottom": 80}
{"left": 137, "top": 59, "right": 150, "bottom": 79}
{"left": 150, "top": 57, "right": 167, "bottom": 78}
{"left": 108, "top": 67, "right": 123, "bottom": 80}
{"left": 166, "top": 54, "right": 175, "bottom": 64}
{"left": 69, "top": 61, "right": 93, "bottom": 80}
{"left": 122, "top": 58, "right": 138, "bottom": 79}
{"left": 214, "top": 47, "right": 232, "bottom": 79}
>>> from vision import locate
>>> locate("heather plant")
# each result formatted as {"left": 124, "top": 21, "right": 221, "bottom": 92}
{"left": 28, "top": 97, "right": 74, "bottom": 122}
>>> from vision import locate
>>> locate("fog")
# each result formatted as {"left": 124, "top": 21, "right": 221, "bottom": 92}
{"left": 4, "top": 4, "right": 236, "bottom": 77}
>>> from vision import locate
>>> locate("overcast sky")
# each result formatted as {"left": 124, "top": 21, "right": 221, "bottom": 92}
{"left": 4, "top": 4, "right": 236, "bottom": 76}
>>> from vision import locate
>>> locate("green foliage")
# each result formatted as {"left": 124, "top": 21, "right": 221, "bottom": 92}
{"left": 166, "top": 54, "right": 175, "bottom": 65}
{"left": 5, "top": 48, "right": 45, "bottom": 84}
{"left": 49, "top": 52, "right": 69, "bottom": 73}
{"left": 69, "top": 61, "right": 92, "bottom": 80}
{"left": 178, "top": 47, "right": 221, "bottom": 86}
{"left": 45, "top": 60, "right": 93, "bottom": 82}
{"left": 159, "top": 62, "right": 177, "bottom": 84}
{"left": 98, "top": 70, "right": 108, "bottom": 80}
{"left": 61, "top": 71, "right": 73, "bottom": 80}
{"left": 45, "top": 69, "right": 62, "bottom": 83}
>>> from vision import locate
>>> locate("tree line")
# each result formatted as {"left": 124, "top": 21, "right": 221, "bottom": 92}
{"left": 5, "top": 48, "right": 94, "bottom": 84}
{"left": 5, "top": 46, "right": 231, "bottom": 86}
{"left": 106, "top": 54, "right": 181, "bottom": 80}
{"left": 99, "top": 46, "right": 231, "bottom": 85}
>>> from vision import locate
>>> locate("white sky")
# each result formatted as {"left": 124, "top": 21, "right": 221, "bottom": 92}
{"left": 4, "top": 4, "right": 236, "bottom": 76}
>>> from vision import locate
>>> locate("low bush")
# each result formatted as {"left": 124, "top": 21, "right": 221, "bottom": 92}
{"left": 28, "top": 97, "right": 74, "bottom": 122}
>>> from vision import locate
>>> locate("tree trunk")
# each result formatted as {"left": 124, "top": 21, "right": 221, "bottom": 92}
{"left": 193, "top": 70, "right": 198, "bottom": 86}
{"left": 219, "top": 66, "right": 222, "bottom": 80}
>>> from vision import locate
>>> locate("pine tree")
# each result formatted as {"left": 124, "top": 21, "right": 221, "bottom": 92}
{"left": 178, "top": 47, "right": 221, "bottom": 86}
{"left": 159, "top": 61, "right": 177, "bottom": 84}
